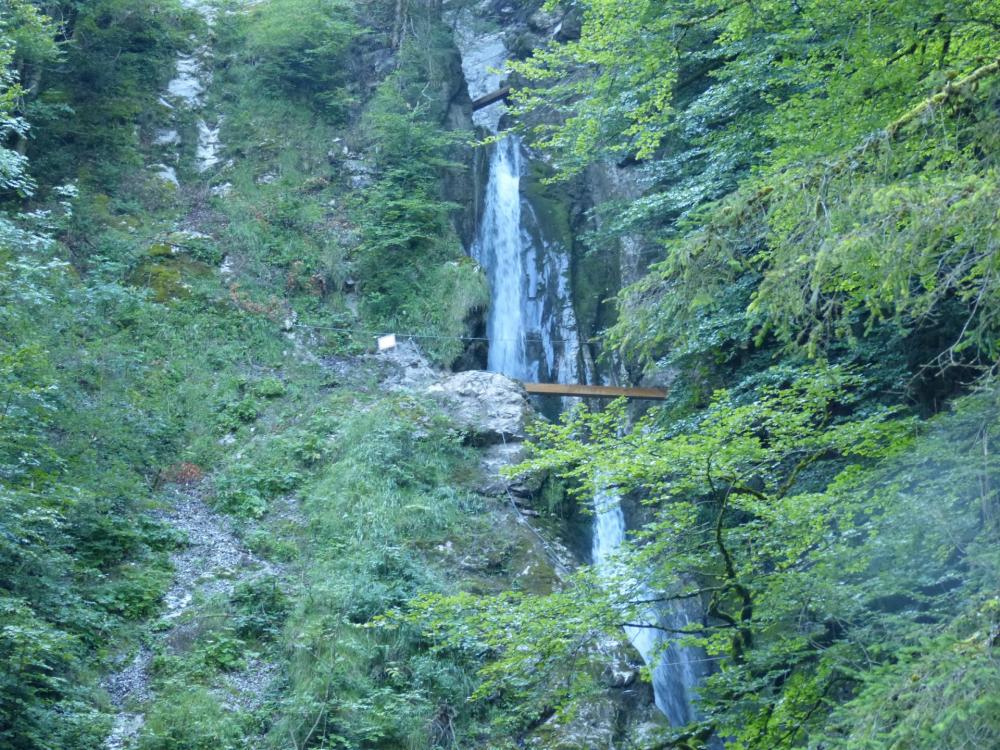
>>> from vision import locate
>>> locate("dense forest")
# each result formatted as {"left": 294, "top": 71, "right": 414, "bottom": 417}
{"left": 1, "top": 0, "right": 998, "bottom": 748}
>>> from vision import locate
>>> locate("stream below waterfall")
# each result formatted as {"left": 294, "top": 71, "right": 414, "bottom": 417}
{"left": 591, "top": 489, "right": 707, "bottom": 727}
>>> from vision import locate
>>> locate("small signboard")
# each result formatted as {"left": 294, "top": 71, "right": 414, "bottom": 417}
{"left": 377, "top": 333, "right": 397, "bottom": 351}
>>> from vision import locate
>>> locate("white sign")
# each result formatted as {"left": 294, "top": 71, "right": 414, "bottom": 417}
{"left": 377, "top": 334, "right": 397, "bottom": 351}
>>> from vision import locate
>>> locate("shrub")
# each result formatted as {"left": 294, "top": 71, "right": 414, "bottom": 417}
{"left": 242, "top": 0, "right": 359, "bottom": 119}
{"left": 137, "top": 687, "right": 243, "bottom": 750}
{"left": 216, "top": 396, "right": 261, "bottom": 430}
{"left": 232, "top": 576, "right": 289, "bottom": 641}
{"left": 249, "top": 376, "right": 286, "bottom": 399}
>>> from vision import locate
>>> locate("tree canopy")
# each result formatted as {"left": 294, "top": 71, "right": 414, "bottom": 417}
{"left": 408, "top": 1, "right": 1000, "bottom": 747}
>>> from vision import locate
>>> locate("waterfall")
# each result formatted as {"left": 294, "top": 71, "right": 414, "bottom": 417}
{"left": 466, "top": 74, "right": 704, "bottom": 733}
{"left": 453, "top": 3, "right": 578, "bottom": 385}
{"left": 472, "top": 135, "right": 578, "bottom": 385}
{"left": 474, "top": 136, "right": 531, "bottom": 379}
{"left": 592, "top": 488, "right": 704, "bottom": 727}
{"left": 455, "top": 11, "right": 705, "bottom": 734}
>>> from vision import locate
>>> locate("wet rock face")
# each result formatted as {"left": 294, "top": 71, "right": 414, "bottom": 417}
{"left": 425, "top": 370, "right": 533, "bottom": 443}
{"left": 448, "top": 1, "right": 509, "bottom": 132}
{"left": 478, "top": 441, "right": 526, "bottom": 494}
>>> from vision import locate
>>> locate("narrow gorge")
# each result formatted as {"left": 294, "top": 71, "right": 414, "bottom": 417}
{"left": 2, "top": 1, "right": 998, "bottom": 749}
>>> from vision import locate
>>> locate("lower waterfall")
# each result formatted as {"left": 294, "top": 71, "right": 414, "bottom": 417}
{"left": 592, "top": 488, "right": 705, "bottom": 727}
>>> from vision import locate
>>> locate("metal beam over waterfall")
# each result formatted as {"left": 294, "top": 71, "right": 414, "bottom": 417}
{"left": 522, "top": 382, "right": 667, "bottom": 400}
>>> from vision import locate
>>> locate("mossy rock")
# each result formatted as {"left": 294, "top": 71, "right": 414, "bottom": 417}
{"left": 148, "top": 242, "right": 176, "bottom": 258}
{"left": 131, "top": 262, "right": 189, "bottom": 302}
{"left": 521, "top": 159, "right": 573, "bottom": 252}
{"left": 129, "top": 258, "right": 214, "bottom": 302}
{"left": 526, "top": 696, "right": 618, "bottom": 749}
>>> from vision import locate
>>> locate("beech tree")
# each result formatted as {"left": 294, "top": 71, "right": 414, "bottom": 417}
{"left": 407, "top": 371, "right": 1000, "bottom": 747}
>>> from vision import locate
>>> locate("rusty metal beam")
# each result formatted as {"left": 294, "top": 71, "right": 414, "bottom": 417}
{"left": 523, "top": 382, "right": 667, "bottom": 400}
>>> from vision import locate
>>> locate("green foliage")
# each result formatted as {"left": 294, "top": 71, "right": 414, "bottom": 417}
{"left": 137, "top": 687, "right": 243, "bottom": 750}
{"left": 250, "top": 376, "right": 287, "bottom": 399}
{"left": 352, "top": 71, "right": 487, "bottom": 364}
{"left": 23, "top": 0, "right": 193, "bottom": 188}
{"left": 404, "top": 586, "right": 611, "bottom": 734}
{"left": 513, "top": 26, "right": 1000, "bottom": 746}
{"left": 517, "top": 1, "right": 1000, "bottom": 387}
{"left": 10, "top": 0, "right": 997, "bottom": 746}
{"left": 1, "top": 0, "right": 59, "bottom": 72}
{"left": 610, "top": 78, "right": 1000, "bottom": 382}
{"left": 232, "top": 575, "right": 289, "bottom": 641}
{"left": 207, "top": 0, "right": 485, "bottom": 367}
{"left": 95, "top": 562, "right": 173, "bottom": 620}
{"left": 751, "top": 84, "right": 1000, "bottom": 366}
{"left": 513, "top": 0, "right": 1000, "bottom": 181}
{"left": 214, "top": 459, "right": 302, "bottom": 519}
{"left": 2, "top": 1, "right": 514, "bottom": 747}
{"left": 217, "top": 395, "right": 263, "bottom": 430}
{"left": 242, "top": 0, "right": 359, "bottom": 119}
{"left": 265, "top": 397, "right": 509, "bottom": 748}
{"left": 819, "top": 599, "right": 1000, "bottom": 749}
{"left": 510, "top": 0, "right": 679, "bottom": 175}
{"left": 195, "top": 631, "right": 247, "bottom": 673}
{"left": 415, "top": 375, "right": 1000, "bottom": 746}
{"left": 1, "top": 78, "right": 183, "bottom": 739}
{"left": 0, "top": 597, "right": 107, "bottom": 749}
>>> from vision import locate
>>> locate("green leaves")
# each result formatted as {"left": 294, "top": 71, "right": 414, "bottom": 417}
{"left": 137, "top": 687, "right": 244, "bottom": 750}
{"left": 415, "top": 370, "right": 1000, "bottom": 746}
{"left": 242, "top": 0, "right": 359, "bottom": 120}
{"left": 351, "top": 60, "right": 487, "bottom": 366}
{"left": 753, "top": 119, "right": 1000, "bottom": 364}
{"left": 402, "top": 585, "right": 613, "bottom": 733}
{"left": 819, "top": 597, "right": 1000, "bottom": 749}
{"left": 515, "top": 1, "right": 1000, "bottom": 391}
{"left": 509, "top": 0, "right": 680, "bottom": 176}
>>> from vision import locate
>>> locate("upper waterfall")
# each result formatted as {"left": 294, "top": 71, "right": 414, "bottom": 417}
{"left": 473, "top": 136, "right": 530, "bottom": 378}
{"left": 470, "top": 135, "right": 580, "bottom": 384}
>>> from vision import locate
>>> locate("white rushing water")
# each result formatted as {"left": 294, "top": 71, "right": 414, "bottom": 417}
{"left": 454, "top": 9, "right": 578, "bottom": 385}
{"left": 592, "top": 488, "right": 703, "bottom": 727}
{"left": 474, "top": 135, "right": 531, "bottom": 378}
{"left": 472, "top": 134, "right": 579, "bottom": 384}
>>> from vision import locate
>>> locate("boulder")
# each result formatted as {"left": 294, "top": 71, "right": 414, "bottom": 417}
{"left": 526, "top": 697, "right": 617, "bottom": 749}
{"left": 380, "top": 340, "right": 440, "bottom": 391}
{"left": 426, "top": 370, "right": 532, "bottom": 443}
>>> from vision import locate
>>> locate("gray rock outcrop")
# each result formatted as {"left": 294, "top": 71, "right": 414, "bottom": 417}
{"left": 425, "top": 369, "right": 532, "bottom": 443}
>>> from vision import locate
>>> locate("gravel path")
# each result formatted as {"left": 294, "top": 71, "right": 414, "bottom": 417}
{"left": 103, "top": 488, "right": 278, "bottom": 749}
